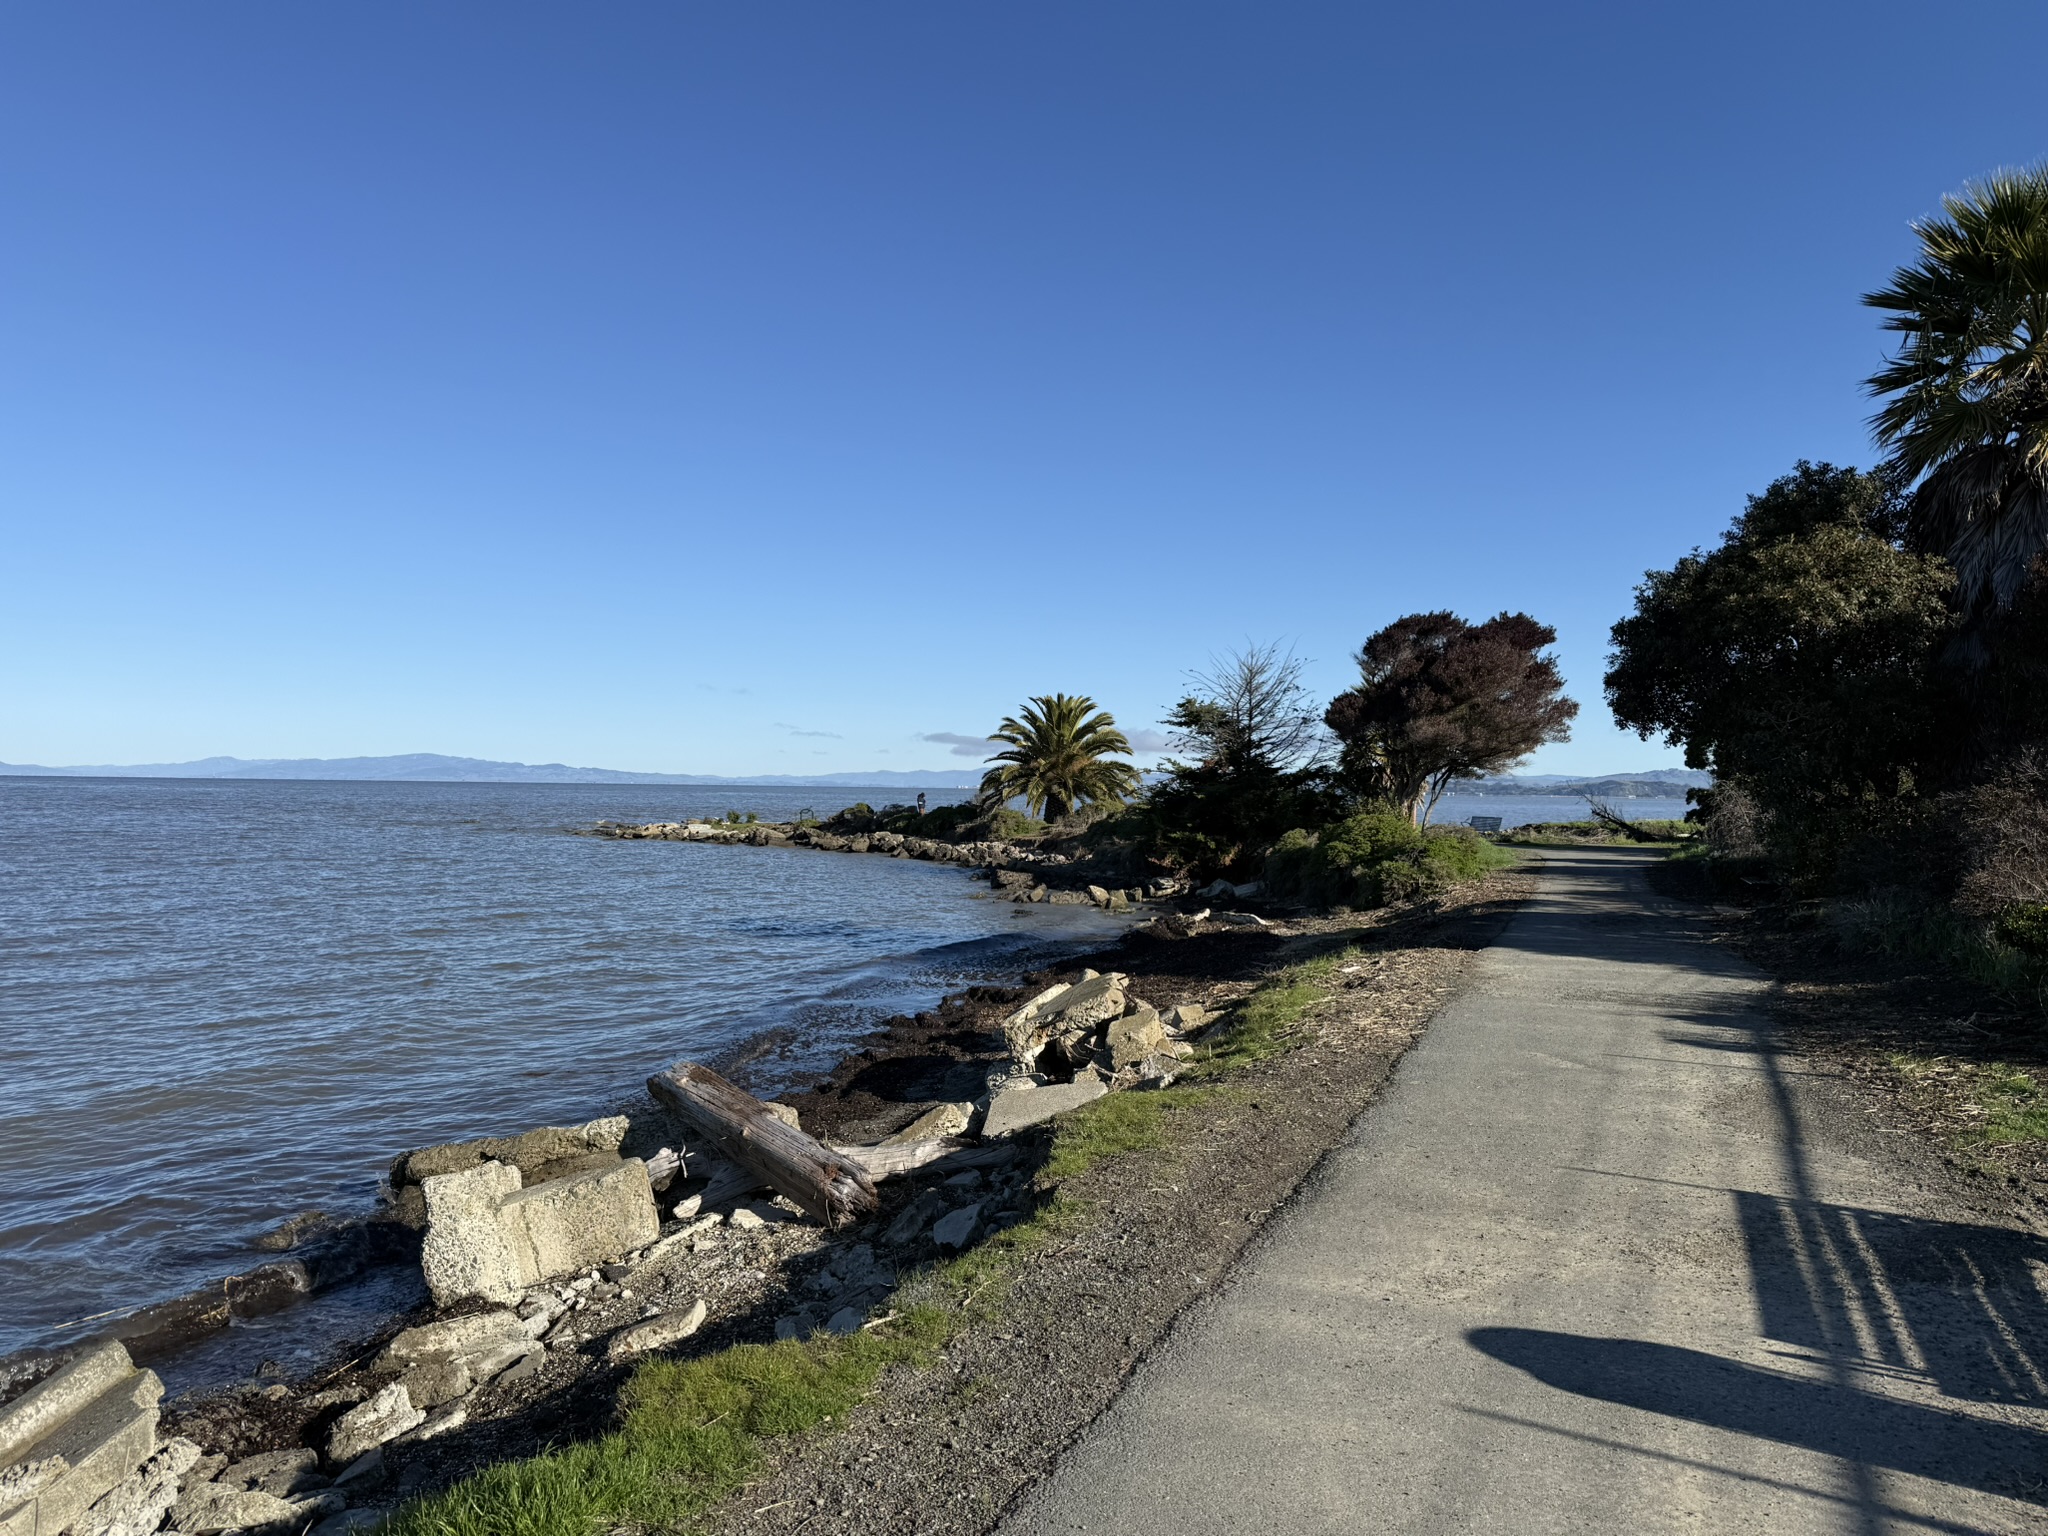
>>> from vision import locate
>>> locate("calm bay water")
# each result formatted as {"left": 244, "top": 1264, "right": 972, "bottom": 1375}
{"left": 1431, "top": 794, "right": 1690, "bottom": 829}
{"left": 0, "top": 777, "right": 1125, "bottom": 1362}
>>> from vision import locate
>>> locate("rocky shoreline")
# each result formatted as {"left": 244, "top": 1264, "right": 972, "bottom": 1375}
{"left": 1, "top": 819, "right": 1286, "bottom": 1536}
{"left": 587, "top": 815, "right": 1196, "bottom": 910}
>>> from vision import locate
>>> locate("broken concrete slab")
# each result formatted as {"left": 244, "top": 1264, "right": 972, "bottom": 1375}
{"left": 881, "top": 1102, "right": 972, "bottom": 1144}
{"left": 72, "top": 1435, "right": 199, "bottom": 1536}
{"left": 980, "top": 1078, "right": 1108, "bottom": 1138}
{"left": 606, "top": 1299, "right": 709, "bottom": 1362}
{"left": 165, "top": 1480, "right": 334, "bottom": 1536}
{"left": 396, "top": 1356, "right": 470, "bottom": 1410}
{"left": 930, "top": 1203, "right": 982, "bottom": 1250}
{"left": 395, "top": 1116, "right": 630, "bottom": 1188}
{"left": 325, "top": 1382, "right": 423, "bottom": 1465}
{"left": 217, "top": 1447, "right": 324, "bottom": 1498}
{"left": 0, "top": 1342, "right": 162, "bottom": 1536}
{"left": 499, "top": 1160, "right": 658, "bottom": 1285}
{"left": 417, "top": 1157, "right": 659, "bottom": 1307}
{"left": 419, "top": 1161, "right": 525, "bottom": 1306}
{"left": 373, "top": 1309, "right": 527, "bottom": 1372}
{"left": 1105, "top": 1004, "right": 1167, "bottom": 1070}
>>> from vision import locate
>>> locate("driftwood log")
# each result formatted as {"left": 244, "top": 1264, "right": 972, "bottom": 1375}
{"left": 649, "top": 1062, "right": 878, "bottom": 1228}
{"left": 830, "top": 1139, "right": 1017, "bottom": 1179}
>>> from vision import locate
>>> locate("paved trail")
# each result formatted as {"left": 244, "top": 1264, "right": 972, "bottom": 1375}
{"left": 1000, "top": 848, "right": 2048, "bottom": 1535}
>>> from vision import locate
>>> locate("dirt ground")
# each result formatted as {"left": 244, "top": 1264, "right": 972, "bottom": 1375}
{"left": 702, "top": 869, "right": 1536, "bottom": 1536}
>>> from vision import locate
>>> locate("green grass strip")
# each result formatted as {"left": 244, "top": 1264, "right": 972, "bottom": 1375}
{"left": 384, "top": 947, "right": 1360, "bottom": 1536}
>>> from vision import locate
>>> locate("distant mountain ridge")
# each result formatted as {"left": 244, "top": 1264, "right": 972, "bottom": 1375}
{"left": 0, "top": 753, "right": 980, "bottom": 788}
{"left": 1462, "top": 769, "right": 1708, "bottom": 797}
{"left": 0, "top": 753, "right": 1706, "bottom": 795}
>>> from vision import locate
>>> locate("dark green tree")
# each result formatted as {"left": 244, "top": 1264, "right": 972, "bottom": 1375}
{"left": 1144, "top": 645, "right": 1329, "bottom": 877}
{"left": 1325, "top": 612, "right": 1577, "bottom": 825}
{"left": 1605, "top": 463, "right": 1957, "bottom": 884}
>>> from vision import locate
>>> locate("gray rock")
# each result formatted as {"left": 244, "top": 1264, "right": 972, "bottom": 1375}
{"left": 824, "top": 1307, "right": 865, "bottom": 1337}
{"left": 881, "top": 1102, "right": 971, "bottom": 1144}
{"left": 491, "top": 1348, "right": 544, "bottom": 1388}
{"left": 309, "top": 1511, "right": 389, "bottom": 1536}
{"left": 941, "top": 1170, "right": 982, "bottom": 1190}
{"left": 773, "top": 1311, "right": 816, "bottom": 1342}
{"left": 930, "top": 1203, "right": 982, "bottom": 1251}
{"left": 219, "top": 1447, "right": 324, "bottom": 1497}
{"left": 330, "top": 1448, "right": 385, "bottom": 1491}
{"left": 606, "top": 1299, "right": 709, "bottom": 1362}
{"left": 881, "top": 1190, "right": 947, "bottom": 1246}
{"left": 396, "top": 1357, "right": 470, "bottom": 1411}
{"left": 325, "top": 1383, "right": 423, "bottom": 1465}
{"left": 72, "top": 1436, "right": 201, "bottom": 1536}
{"left": 399, "top": 1404, "right": 466, "bottom": 1444}
{"left": 980, "top": 1078, "right": 1108, "bottom": 1138}
{"left": 167, "top": 1480, "right": 316, "bottom": 1534}
{"left": 374, "top": 1309, "right": 526, "bottom": 1372}
{"left": 418, "top": 1162, "right": 526, "bottom": 1307}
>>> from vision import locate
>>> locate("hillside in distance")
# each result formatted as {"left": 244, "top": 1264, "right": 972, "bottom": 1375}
{"left": 1463, "top": 768, "right": 1709, "bottom": 798}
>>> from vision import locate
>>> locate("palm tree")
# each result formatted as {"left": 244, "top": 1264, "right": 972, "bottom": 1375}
{"left": 1866, "top": 165, "right": 2048, "bottom": 622}
{"left": 978, "top": 694, "right": 1142, "bottom": 822}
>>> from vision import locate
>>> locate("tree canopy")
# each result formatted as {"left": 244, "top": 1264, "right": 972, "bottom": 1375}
{"left": 1605, "top": 462, "right": 1957, "bottom": 883}
{"left": 1144, "top": 646, "right": 1329, "bottom": 875}
{"left": 978, "top": 694, "right": 1141, "bottom": 822}
{"left": 1326, "top": 611, "right": 1577, "bottom": 824}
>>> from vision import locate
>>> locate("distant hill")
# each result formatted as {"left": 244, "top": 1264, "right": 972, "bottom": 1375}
{"left": 0, "top": 753, "right": 979, "bottom": 789}
{"left": 1460, "top": 769, "right": 1709, "bottom": 798}
{"left": 0, "top": 752, "right": 1704, "bottom": 797}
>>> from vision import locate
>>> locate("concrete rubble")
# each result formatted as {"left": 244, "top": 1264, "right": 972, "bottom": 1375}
{"left": 0, "top": 942, "right": 1235, "bottom": 1536}
{"left": 418, "top": 1156, "right": 659, "bottom": 1307}
{"left": 0, "top": 1341, "right": 164, "bottom": 1536}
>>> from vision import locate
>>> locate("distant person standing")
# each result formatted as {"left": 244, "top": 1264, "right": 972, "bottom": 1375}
{"left": 916, "top": 792, "right": 927, "bottom": 816}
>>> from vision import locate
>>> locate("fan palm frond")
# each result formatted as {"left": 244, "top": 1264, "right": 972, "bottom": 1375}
{"left": 976, "top": 694, "right": 1142, "bottom": 822}
{"left": 1865, "top": 165, "right": 2048, "bottom": 623}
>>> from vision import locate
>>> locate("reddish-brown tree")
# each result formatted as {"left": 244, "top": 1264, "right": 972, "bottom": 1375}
{"left": 1325, "top": 611, "right": 1578, "bottom": 824}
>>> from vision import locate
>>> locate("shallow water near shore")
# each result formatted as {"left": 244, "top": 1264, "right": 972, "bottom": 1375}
{"left": 0, "top": 776, "right": 1128, "bottom": 1367}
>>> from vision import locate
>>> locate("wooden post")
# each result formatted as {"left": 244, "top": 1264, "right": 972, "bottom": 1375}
{"left": 648, "top": 1062, "right": 878, "bottom": 1228}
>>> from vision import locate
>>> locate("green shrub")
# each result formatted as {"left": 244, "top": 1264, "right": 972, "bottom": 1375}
{"left": 985, "top": 806, "right": 1045, "bottom": 840}
{"left": 1996, "top": 902, "right": 2048, "bottom": 957}
{"left": 821, "top": 802, "right": 877, "bottom": 834}
{"left": 1264, "top": 810, "right": 1511, "bottom": 908}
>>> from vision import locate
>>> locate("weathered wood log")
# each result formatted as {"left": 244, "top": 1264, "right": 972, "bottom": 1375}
{"left": 831, "top": 1139, "right": 1018, "bottom": 1179}
{"left": 829, "top": 1138, "right": 973, "bottom": 1179}
{"left": 648, "top": 1062, "right": 877, "bottom": 1228}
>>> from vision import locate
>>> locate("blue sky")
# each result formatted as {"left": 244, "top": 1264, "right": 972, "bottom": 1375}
{"left": 4, "top": 3, "right": 2044, "bottom": 777}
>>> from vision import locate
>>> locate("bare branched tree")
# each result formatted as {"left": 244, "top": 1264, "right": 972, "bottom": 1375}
{"left": 1165, "top": 643, "right": 1326, "bottom": 775}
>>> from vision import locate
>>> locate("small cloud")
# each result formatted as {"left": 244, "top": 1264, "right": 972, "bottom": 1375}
{"left": 775, "top": 721, "right": 843, "bottom": 739}
{"left": 1125, "top": 728, "right": 1171, "bottom": 754}
{"left": 923, "top": 731, "right": 999, "bottom": 759}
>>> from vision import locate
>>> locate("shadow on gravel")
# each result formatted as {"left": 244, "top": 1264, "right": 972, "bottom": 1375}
{"left": 1468, "top": 1326, "right": 2048, "bottom": 1508}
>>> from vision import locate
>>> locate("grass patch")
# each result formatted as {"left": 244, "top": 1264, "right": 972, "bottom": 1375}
{"left": 384, "top": 1313, "right": 950, "bottom": 1536}
{"left": 1882, "top": 1052, "right": 2048, "bottom": 1152}
{"left": 1827, "top": 892, "right": 2048, "bottom": 1017}
{"left": 1973, "top": 1065, "right": 2048, "bottom": 1145}
{"left": 382, "top": 949, "right": 1361, "bottom": 1536}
